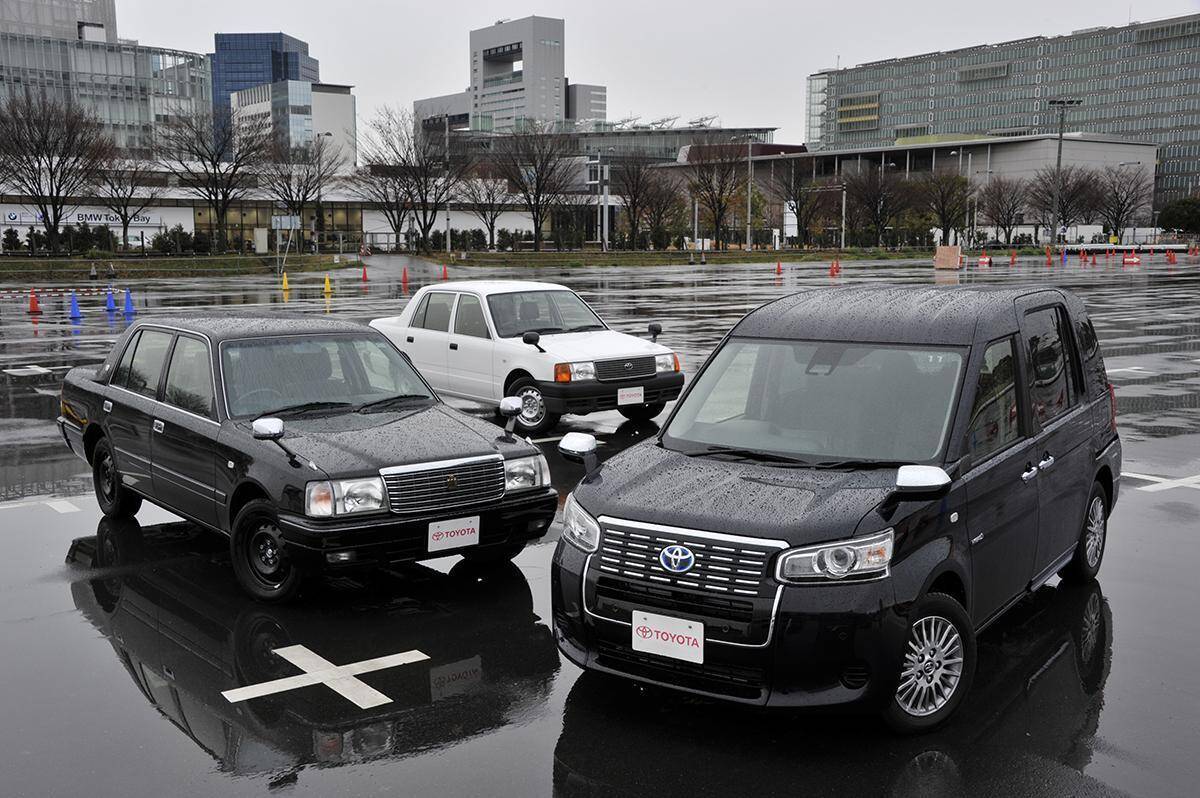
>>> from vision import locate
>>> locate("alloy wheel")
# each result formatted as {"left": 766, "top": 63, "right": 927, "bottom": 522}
{"left": 1084, "top": 496, "right": 1106, "bottom": 568}
{"left": 896, "top": 615, "right": 965, "bottom": 717}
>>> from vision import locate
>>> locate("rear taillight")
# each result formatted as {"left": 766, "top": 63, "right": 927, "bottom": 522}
{"left": 1107, "top": 382, "right": 1118, "bottom": 432}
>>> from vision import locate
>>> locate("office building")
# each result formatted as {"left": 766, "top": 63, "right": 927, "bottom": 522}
{"left": 210, "top": 32, "right": 319, "bottom": 118}
{"left": 231, "top": 79, "right": 357, "bottom": 169}
{"left": 805, "top": 13, "right": 1200, "bottom": 201}
{"left": 0, "top": 0, "right": 118, "bottom": 43}
{"left": 414, "top": 15, "right": 606, "bottom": 133}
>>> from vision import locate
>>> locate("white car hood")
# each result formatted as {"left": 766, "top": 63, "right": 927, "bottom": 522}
{"left": 530, "top": 329, "right": 670, "bottom": 361}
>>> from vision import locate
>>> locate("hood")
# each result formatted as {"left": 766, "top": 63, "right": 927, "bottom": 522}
{"left": 573, "top": 443, "right": 897, "bottom": 547}
{"left": 248, "top": 404, "right": 533, "bottom": 477}
{"left": 533, "top": 330, "right": 671, "bottom": 362}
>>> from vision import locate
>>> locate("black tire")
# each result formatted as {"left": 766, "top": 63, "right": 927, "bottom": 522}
{"left": 459, "top": 541, "right": 526, "bottom": 565}
{"left": 1061, "top": 482, "right": 1108, "bottom": 583}
{"left": 230, "top": 500, "right": 304, "bottom": 603}
{"left": 509, "top": 377, "right": 560, "bottom": 435}
{"left": 617, "top": 402, "right": 666, "bottom": 422}
{"left": 882, "top": 592, "right": 977, "bottom": 734}
{"left": 92, "top": 436, "right": 142, "bottom": 518}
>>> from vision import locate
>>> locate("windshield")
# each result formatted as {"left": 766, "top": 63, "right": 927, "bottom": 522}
{"left": 663, "top": 338, "right": 965, "bottom": 464}
{"left": 221, "top": 334, "right": 434, "bottom": 419}
{"left": 487, "top": 290, "right": 605, "bottom": 338}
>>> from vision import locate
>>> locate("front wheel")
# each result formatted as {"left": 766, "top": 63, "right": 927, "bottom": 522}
{"left": 509, "top": 378, "right": 560, "bottom": 435}
{"left": 617, "top": 402, "right": 666, "bottom": 422}
{"left": 92, "top": 437, "right": 142, "bottom": 518}
{"left": 882, "top": 593, "right": 976, "bottom": 734}
{"left": 231, "top": 500, "right": 304, "bottom": 603}
{"left": 1061, "top": 482, "right": 1108, "bottom": 582}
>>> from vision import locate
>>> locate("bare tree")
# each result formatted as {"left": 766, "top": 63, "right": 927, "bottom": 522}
{"left": 0, "top": 91, "right": 115, "bottom": 252}
{"left": 1027, "top": 165, "right": 1101, "bottom": 242}
{"left": 771, "top": 162, "right": 833, "bottom": 247}
{"left": 1095, "top": 165, "right": 1152, "bottom": 242}
{"left": 491, "top": 122, "right": 580, "bottom": 251}
{"left": 642, "top": 169, "right": 687, "bottom": 250}
{"left": 686, "top": 138, "right": 743, "bottom": 249}
{"left": 458, "top": 160, "right": 513, "bottom": 250}
{"left": 844, "top": 165, "right": 910, "bottom": 246}
{"left": 92, "top": 158, "right": 167, "bottom": 250}
{"left": 158, "top": 107, "right": 272, "bottom": 252}
{"left": 345, "top": 163, "right": 410, "bottom": 252}
{"left": 913, "top": 169, "right": 973, "bottom": 246}
{"left": 610, "top": 151, "right": 657, "bottom": 249}
{"left": 976, "top": 176, "right": 1028, "bottom": 245}
{"left": 259, "top": 135, "right": 346, "bottom": 245}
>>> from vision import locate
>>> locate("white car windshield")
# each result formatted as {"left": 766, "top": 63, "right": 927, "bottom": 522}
{"left": 663, "top": 338, "right": 965, "bottom": 465}
{"left": 487, "top": 290, "right": 605, "bottom": 338}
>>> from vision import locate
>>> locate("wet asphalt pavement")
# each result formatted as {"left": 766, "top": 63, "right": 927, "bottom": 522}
{"left": 1, "top": 255, "right": 1199, "bottom": 796}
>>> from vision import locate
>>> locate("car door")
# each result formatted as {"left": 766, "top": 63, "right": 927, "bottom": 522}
{"left": 1018, "top": 301, "right": 1094, "bottom": 579}
{"left": 962, "top": 336, "right": 1041, "bottom": 626}
{"left": 151, "top": 334, "right": 221, "bottom": 527}
{"left": 447, "top": 292, "right": 496, "bottom": 400}
{"left": 107, "top": 328, "right": 174, "bottom": 495}
{"left": 403, "top": 290, "right": 455, "bottom": 390}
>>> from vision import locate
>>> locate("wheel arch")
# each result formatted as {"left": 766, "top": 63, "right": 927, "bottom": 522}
{"left": 83, "top": 423, "right": 105, "bottom": 465}
{"left": 1093, "top": 464, "right": 1114, "bottom": 507}
{"left": 503, "top": 368, "right": 535, "bottom": 395}
{"left": 226, "top": 480, "right": 272, "bottom": 533}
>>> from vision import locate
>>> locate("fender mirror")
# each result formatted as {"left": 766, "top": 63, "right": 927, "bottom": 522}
{"left": 252, "top": 417, "right": 285, "bottom": 441}
{"left": 648, "top": 322, "right": 662, "bottom": 343}
{"left": 522, "top": 331, "right": 546, "bottom": 353}
{"left": 499, "top": 396, "right": 522, "bottom": 436}
{"left": 559, "top": 432, "right": 599, "bottom": 472}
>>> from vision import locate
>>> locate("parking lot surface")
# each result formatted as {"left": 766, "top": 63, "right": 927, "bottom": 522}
{"left": 2, "top": 255, "right": 1199, "bottom": 796}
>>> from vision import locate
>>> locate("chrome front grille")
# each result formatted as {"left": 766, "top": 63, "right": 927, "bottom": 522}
{"left": 594, "top": 356, "right": 656, "bottom": 382}
{"left": 380, "top": 455, "right": 505, "bottom": 515}
{"left": 594, "top": 519, "right": 782, "bottom": 598}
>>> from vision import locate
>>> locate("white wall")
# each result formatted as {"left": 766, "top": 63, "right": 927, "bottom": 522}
{"left": 1, "top": 204, "right": 194, "bottom": 240}
{"left": 313, "top": 87, "right": 358, "bottom": 171}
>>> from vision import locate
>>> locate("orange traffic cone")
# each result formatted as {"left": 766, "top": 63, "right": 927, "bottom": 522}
{"left": 441, "top": 264, "right": 449, "bottom": 280}
{"left": 27, "top": 289, "right": 41, "bottom": 314}
{"left": 1045, "top": 247, "right": 1052, "bottom": 266}
{"left": 1009, "top": 250, "right": 1016, "bottom": 266}
{"left": 402, "top": 266, "right": 409, "bottom": 287}
{"left": 1091, "top": 253, "right": 1097, "bottom": 266}
{"left": 776, "top": 261, "right": 782, "bottom": 275}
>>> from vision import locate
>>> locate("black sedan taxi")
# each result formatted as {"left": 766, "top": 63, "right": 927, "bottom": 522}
{"left": 58, "top": 315, "right": 557, "bottom": 601}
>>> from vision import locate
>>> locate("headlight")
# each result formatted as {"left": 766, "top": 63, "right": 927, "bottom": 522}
{"left": 655, "top": 353, "right": 680, "bottom": 373}
{"left": 562, "top": 493, "right": 600, "bottom": 553}
{"left": 775, "top": 529, "right": 894, "bottom": 583}
{"left": 554, "top": 362, "right": 596, "bottom": 382}
{"left": 305, "top": 477, "right": 387, "bottom": 517}
{"left": 505, "top": 454, "right": 551, "bottom": 492}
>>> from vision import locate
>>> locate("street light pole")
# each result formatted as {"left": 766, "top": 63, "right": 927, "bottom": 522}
{"left": 1049, "top": 98, "right": 1082, "bottom": 244}
{"left": 746, "top": 136, "right": 753, "bottom": 252}
{"left": 444, "top": 115, "right": 451, "bottom": 255}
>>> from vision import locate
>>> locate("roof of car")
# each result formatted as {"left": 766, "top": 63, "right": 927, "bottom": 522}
{"left": 421, "top": 280, "right": 569, "bottom": 296}
{"left": 132, "top": 314, "right": 370, "bottom": 343}
{"left": 733, "top": 286, "right": 1065, "bottom": 346}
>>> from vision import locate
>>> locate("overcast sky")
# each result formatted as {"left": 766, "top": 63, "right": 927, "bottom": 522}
{"left": 120, "top": 0, "right": 1200, "bottom": 142}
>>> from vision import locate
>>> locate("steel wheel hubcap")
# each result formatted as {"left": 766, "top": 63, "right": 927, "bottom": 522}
{"left": 98, "top": 454, "right": 115, "bottom": 500}
{"left": 517, "top": 387, "right": 545, "bottom": 425}
{"left": 1085, "top": 496, "right": 1105, "bottom": 568}
{"left": 896, "top": 615, "right": 964, "bottom": 717}
{"left": 249, "top": 527, "right": 285, "bottom": 582}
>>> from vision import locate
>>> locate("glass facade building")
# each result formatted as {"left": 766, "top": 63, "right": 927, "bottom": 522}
{"left": 0, "top": 0, "right": 118, "bottom": 43}
{"left": 806, "top": 13, "right": 1200, "bottom": 201}
{"left": 210, "top": 32, "right": 318, "bottom": 117}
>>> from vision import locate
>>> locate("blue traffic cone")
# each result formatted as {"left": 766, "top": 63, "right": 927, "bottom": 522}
{"left": 123, "top": 288, "right": 135, "bottom": 315}
{"left": 105, "top": 288, "right": 116, "bottom": 312}
{"left": 69, "top": 292, "right": 82, "bottom": 320}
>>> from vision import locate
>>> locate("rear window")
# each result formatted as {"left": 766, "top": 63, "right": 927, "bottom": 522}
{"left": 418, "top": 293, "right": 455, "bottom": 332}
{"left": 124, "top": 330, "right": 173, "bottom": 398}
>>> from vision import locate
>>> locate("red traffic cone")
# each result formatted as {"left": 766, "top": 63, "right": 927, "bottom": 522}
{"left": 1045, "top": 247, "right": 1052, "bottom": 266}
{"left": 27, "top": 289, "right": 41, "bottom": 314}
{"left": 402, "top": 266, "right": 409, "bottom": 287}
{"left": 1091, "top": 253, "right": 1097, "bottom": 266}
{"left": 775, "top": 261, "right": 782, "bottom": 275}
{"left": 361, "top": 264, "right": 369, "bottom": 282}
{"left": 441, "top": 264, "right": 449, "bottom": 280}
{"left": 1009, "top": 250, "right": 1016, "bottom": 266}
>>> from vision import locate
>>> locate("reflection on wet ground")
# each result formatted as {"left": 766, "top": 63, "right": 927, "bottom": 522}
{"left": 1, "top": 256, "right": 1199, "bottom": 796}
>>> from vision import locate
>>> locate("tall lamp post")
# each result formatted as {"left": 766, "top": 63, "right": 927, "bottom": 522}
{"left": 1048, "top": 98, "right": 1082, "bottom": 244}
{"left": 731, "top": 134, "right": 755, "bottom": 251}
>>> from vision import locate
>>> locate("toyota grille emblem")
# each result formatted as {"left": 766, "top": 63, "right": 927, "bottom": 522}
{"left": 446, "top": 473, "right": 458, "bottom": 489}
{"left": 659, "top": 545, "right": 695, "bottom": 574}
{"left": 623, "top": 361, "right": 634, "bottom": 371}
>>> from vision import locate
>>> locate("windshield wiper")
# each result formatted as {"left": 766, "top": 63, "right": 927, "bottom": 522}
{"left": 522, "top": 326, "right": 567, "bottom": 335}
{"left": 256, "top": 401, "right": 355, "bottom": 419}
{"left": 686, "top": 445, "right": 816, "bottom": 467}
{"left": 356, "top": 394, "right": 432, "bottom": 413}
{"left": 807, "top": 459, "right": 910, "bottom": 470}
{"left": 566, "top": 323, "right": 606, "bottom": 332}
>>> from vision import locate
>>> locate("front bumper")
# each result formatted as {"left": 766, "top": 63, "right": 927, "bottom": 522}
{"left": 277, "top": 487, "right": 557, "bottom": 572}
{"left": 551, "top": 540, "right": 909, "bottom": 708}
{"left": 538, "top": 372, "right": 684, "bottom": 416}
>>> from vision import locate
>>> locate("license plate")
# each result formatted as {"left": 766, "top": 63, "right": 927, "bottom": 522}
{"left": 427, "top": 515, "right": 480, "bottom": 552}
{"left": 617, "top": 386, "right": 645, "bottom": 406}
{"left": 631, "top": 610, "right": 704, "bottom": 664}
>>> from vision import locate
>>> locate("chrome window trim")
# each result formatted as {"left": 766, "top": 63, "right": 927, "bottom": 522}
{"left": 379, "top": 453, "right": 504, "bottom": 476}
{"left": 110, "top": 323, "right": 223, "bottom": 424}
{"left": 109, "top": 384, "right": 221, "bottom": 428}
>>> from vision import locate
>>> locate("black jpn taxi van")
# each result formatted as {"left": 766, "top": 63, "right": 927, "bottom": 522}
{"left": 58, "top": 316, "right": 557, "bottom": 602}
{"left": 552, "top": 286, "right": 1121, "bottom": 732}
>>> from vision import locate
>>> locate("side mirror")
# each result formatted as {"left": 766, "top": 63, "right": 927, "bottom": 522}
{"left": 648, "top": 322, "right": 662, "bottom": 343}
{"left": 522, "top": 331, "right": 545, "bottom": 353}
{"left": 499, "top": 396, "right": 522, "bottom": 436}
{"left": 558, "top": 432, "right": 599, "bottom": 472}
{"left": 252, "top": 417, "right": 285, "bottom": 441}
{"left": 894, "top": 465, "right": 952, "bottom": 498}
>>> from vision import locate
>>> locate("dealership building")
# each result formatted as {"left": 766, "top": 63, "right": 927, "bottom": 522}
{"left": 805, "top": 12, "right": 1200, "bottom": 201}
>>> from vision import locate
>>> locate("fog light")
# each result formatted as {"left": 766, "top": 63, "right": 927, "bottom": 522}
{"left": 326, "top": 551, "right": 356, "bottom": 563}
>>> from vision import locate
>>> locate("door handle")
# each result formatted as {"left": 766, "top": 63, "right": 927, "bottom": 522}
{"left": 1038, "top": 454, "right": 1055, "bottom": 470}
{"left": 153, "top": 419, "right": 164, "bottom": 434}
{"left": 406, "top": 335, "right": 414, "bottom": 343}
{"left": 1021, "top": 465, "right": 1039, "bottom": 483}
{"left": 449, "top": 342, "right": 459, "bottom": 350}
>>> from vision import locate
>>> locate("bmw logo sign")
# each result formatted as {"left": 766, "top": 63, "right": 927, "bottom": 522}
{"left": 659, "top": 544, "right": 695, "bottom": 574}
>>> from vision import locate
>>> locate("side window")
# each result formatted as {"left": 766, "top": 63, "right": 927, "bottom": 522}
{"left": 163, "top": 336, "right": 215, "bottom": 419}
{"left": 1076, "top": 317, "right": 1099, "bottom": 358}
{"left": 419, "top": 292, "right": 454, "bottom": 332}
{"left": 409, "top": 294, "right": 429, "bottom": 328}
{"left": 1023, "top": 307, "right": 1073, "bottom": 426}
{"left": 454, "top": 294, "right": 490, "bottom": 339}
{"left": 111, "top": 331, "right": 141, "bottom": 387}
{"left": 967, "top": 338, "right": 1021, "bottom": 462}
{"left": 125, "top": 330, "right": 174, "bottom": 398}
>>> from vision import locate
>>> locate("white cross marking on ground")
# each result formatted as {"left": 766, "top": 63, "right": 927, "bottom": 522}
{"left": 1121, "top": 472, "right": 1200, "bottom": 493}
{"left": 221, "top": 645, "right": 429, "bottom": 709}
{"left": 1107, "top": 366, "right": 1157, "bottom": 376}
